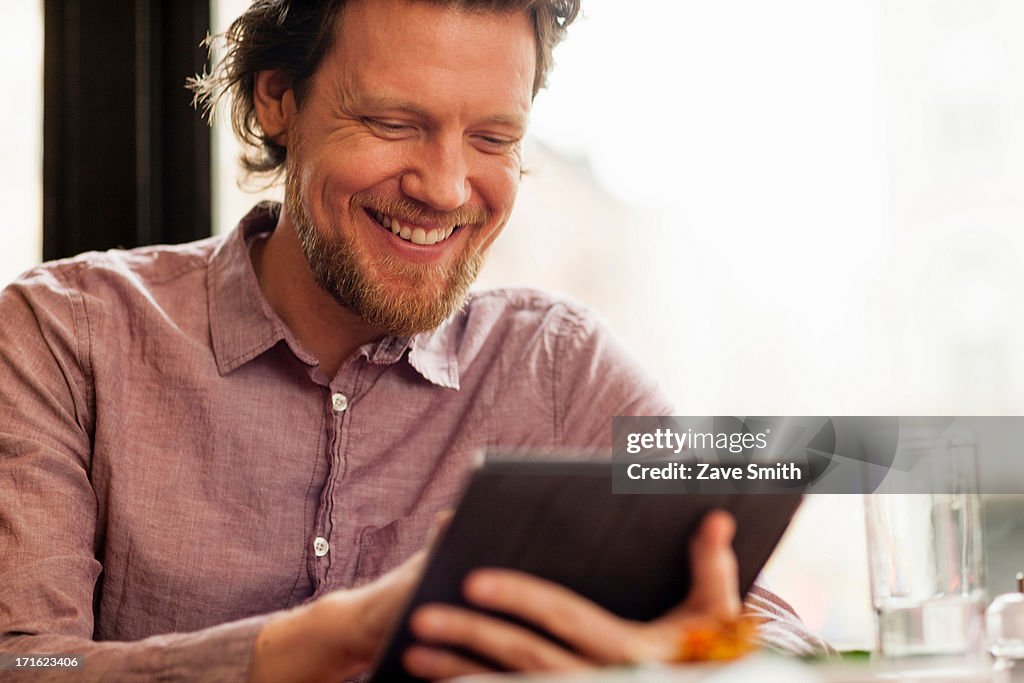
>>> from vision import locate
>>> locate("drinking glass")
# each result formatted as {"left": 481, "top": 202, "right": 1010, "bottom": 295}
{"left": 863, "top": 433, "right": 985, "bottom": 658}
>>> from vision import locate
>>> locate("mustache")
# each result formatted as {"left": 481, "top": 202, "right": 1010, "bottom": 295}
{"left": 350, "top": 191, "right": 488, "bottom": 228}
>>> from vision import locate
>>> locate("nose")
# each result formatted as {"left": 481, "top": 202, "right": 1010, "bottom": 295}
{"left": 400, "top": 133, "right": 472, "bottom": 212}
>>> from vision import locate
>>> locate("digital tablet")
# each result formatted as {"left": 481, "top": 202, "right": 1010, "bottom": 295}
{"left": 368, "top": 459, "right": 803, "bottom": 682}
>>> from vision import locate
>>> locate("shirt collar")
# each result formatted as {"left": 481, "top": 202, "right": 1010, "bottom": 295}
{"left": 408, "top": 322, "right": 461, "bottom": 390}
{"left": 208, "top": 202, "right": 285, "bottom": 375}
{"left": 207, "top": 202, "right": 461, "bottom": 390}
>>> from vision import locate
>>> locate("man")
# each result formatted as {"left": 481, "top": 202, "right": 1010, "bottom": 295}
{"left": 0, "top": 1, "right": 827, "bottom": 680}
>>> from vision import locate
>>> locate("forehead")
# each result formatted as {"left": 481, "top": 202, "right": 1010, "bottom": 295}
{"left": 313, "top": 0, "right": 536, "bottom": 123}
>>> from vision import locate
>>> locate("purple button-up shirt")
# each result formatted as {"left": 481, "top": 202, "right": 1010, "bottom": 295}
{"left": 0, "top": 205, "right": 826, "bottom": 681}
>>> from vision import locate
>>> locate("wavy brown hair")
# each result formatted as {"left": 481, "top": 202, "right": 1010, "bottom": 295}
{"left": 189, "top": 0, "right": 580, "bottom": 178}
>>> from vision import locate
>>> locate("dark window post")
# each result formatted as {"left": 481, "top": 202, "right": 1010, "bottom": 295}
{"left": 44, "top": 0, "right": 211, "bottom": 260}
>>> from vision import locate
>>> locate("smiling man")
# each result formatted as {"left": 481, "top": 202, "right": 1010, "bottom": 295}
{"left": 0, "top": 1, "right": 827, "bottom": 681}
{"left": 244, "top": 0, "right": 533, "bottom": 376}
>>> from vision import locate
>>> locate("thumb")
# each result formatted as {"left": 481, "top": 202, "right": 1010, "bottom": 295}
{"left": 682, "top": 510, "right": 741, "bottom": 619}
{"left": 425, "top": 510, "right": 453, "bottom": 550}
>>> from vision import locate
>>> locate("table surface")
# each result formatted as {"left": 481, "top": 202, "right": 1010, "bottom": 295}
{"left": 453, "top": 655, "right": 1023, "bottom": 683}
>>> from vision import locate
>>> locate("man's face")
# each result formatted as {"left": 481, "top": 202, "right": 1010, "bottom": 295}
{"left": 284, "top": 0, "right": 535, "bottom": 336}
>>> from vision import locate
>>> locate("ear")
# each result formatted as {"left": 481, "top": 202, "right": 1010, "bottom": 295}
{"left": 253, "top": 70, "right": 298, "bottom": 146}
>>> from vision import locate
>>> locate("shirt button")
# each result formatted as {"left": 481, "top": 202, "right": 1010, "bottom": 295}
{"left": 313, "top": 536, "right": 330, "bottom": 557}
{"left": 331, "top": 393, "right": 348, "bottom": 412}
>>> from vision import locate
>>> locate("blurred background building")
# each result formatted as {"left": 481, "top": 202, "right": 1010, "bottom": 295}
{"left": 4, "top": 0, "right": 1024, "bottom": 650}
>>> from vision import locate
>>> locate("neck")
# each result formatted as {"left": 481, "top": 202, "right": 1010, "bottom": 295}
{"left": 250, "top": 210, "right": 384, "bottom": 378}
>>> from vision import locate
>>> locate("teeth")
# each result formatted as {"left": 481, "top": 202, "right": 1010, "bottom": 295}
{"left": 374, "top": 210, "right": 458, "bottom": 245}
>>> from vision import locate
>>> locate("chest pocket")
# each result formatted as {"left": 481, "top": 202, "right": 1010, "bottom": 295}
{"left": 352, "top": 514, "right": 435, "bottom": 586}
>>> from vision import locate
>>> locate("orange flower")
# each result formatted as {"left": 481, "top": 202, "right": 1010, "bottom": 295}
{"left": 673, "top": 616, "right": 761, "bottom": 663}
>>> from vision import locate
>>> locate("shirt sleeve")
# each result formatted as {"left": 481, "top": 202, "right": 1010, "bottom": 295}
{"left": 0, "top": 266, "right": 269, "bottom": 682}
{"left": 745, "top": 586, "right": 837, "bottom": 657}
{"left": 553, "top": 303, "right": 674, "bottom": 450}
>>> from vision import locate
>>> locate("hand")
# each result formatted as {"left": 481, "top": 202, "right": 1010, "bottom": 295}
{"left": 248, "top": 513, "right": 451, "bottom": 683}
{"left": 404, "top": 510, "right": 741, "bottom": 680}
{"left": 248, "top": 548, "right": 425, "bottom": 683}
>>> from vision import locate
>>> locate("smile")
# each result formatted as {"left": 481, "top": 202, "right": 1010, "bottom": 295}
{"left": 367, "top": 209, "right": 458, "bottom": 246}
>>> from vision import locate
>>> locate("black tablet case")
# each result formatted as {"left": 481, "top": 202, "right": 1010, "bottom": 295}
{"left": 369, "top": 460, "right": 803, "bottom": 682}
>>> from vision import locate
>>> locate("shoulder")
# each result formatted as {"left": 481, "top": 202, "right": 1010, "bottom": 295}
{"left": 5, "top": 236, "right": 221, "bottom": 301}
{"left": 452, "top": 286, "right": 663, "bottom": 400}
{"left": 444, "top": 287, "right": 619, "bottom": 371}
{"left": 3, "top": 236, "right": 224, "bottom": 325}
{"left": 1, "top": 237, "right": 226, "bottom": 383}
{"left": 449, "top": 288, "right": 671, "bottom": 447}
{"left": 44, "top": 237, "right": 218, "bottom": 292}
{"left": 460, "top": 286, "right": 607, "bottom": 342}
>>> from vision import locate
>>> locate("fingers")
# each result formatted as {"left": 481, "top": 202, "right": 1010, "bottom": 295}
{"left": 403, "top": 509, "right": 743, "bottom": 676}
{"left": 682, "top": 510, "right": 741, "bottom": 619}
{"left": 336, "top": 548, "right": 428, "bottom": 666}
{"left": 409, "top": 603, "right": 590, "bottom": 672}
{"left": 460, "top": 569, "right": 641, "bottom": 664}
{"left": 403, "top": 645, "right": 494, "bottom": 680}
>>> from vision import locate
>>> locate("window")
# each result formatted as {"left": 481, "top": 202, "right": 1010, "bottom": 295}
{"left": 0, "top": 1, "right": 43, "bottom": 286}
{"left": 210, "top": 0, "right": 283, "bottom": 234}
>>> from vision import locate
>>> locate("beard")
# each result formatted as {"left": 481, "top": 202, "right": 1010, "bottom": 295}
{"left": 285, "top": 169, "right": 488, "bottom": 337}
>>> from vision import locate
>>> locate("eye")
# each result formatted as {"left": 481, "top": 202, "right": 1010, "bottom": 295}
{"left": 364, "top": 118, "right": 413, "bottom": 136}
{"left": 472, "top": 134, "right": 519, "bottom": 154}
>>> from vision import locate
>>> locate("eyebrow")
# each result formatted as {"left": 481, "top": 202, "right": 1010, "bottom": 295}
{"left": 356, "top": 94, "right": 528, "bottom": 130}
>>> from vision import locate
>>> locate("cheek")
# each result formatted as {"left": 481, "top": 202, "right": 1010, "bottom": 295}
{"left": 472, "top": 162, "right": 521, "bottom": 253}
{"left": 304, "top": 144, "right": 407, "bottom": 217}
{"left": 475, "top": 158, "right": 522, "bottom": 216}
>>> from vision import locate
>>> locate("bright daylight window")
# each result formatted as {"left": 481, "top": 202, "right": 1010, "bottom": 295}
{"left": 0, "top": 1, "right": 43, "bottom": 286}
